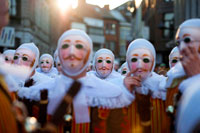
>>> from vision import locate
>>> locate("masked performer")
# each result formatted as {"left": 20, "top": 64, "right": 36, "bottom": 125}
{"left": 14, "top": 43, "right": 52, "bottom": 119}
{"left": 88, "top": 48, "right": 121, "bottom": 81}
{"left": 124, "top": 39, "right": 167, "bottom": 133}
{"left": 40, "top": 29, "right": 134, "bottom": 133}
{"left": 3, "top": 49, "right": 15, "bottom": 64}
{"left": 164, "top": 18, "right": 200, "bottom": 132}
{"left": 37, "top": 53, "right": 58, "bottom": 78}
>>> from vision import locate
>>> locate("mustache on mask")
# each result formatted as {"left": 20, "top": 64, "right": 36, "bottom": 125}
{"left": 98, "top": 66, "right": 111, "bottom": 70}
{"left": 133, "top": 68, "right": 149, "bottom": 73}
{"left": 63, "top": 55, "right": 82, "bottom": 61}
{"left": 42, "top": 66, "right": 50, "bottom": 68}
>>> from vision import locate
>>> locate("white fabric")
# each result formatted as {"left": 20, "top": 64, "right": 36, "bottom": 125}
{"left": 45, "top": 73, "right": 133, "bottom": 123}
{"left": 126, "top": 39, "right": 156, "bottom": 74}
{"left": 179, "top": 18, "right": 200, "bottom": 29}
{"left": 54, "top": 49, "right": 58, "bottom": 61}
{"left": 179, "top": 74, "right": 200, "bottom": 93}
{"left": 109, "top": 76, "right": 135, "bottom": 101}
{"left": 0, "top": 55, "right": 31, "bottom": 91}
{"left": 36, "top": 67, "right": 58, "bottom": 78}
{"left": 169, "top": 46, "right": 180, "bottom": 68}
{"left": 57, "top": 29, "right": 93, "bottom": 76}
{"left": 17, "top": 71, "right": 52, "bottom": 101}
{"left": 3, "top": 49, "right": 15, "bottom": 56}
{"left": 16, "top": 43, "right": 40, "bottom": 76}
{"left": 87, "top": 70, "right": 121, "bottom": 81}
{"left": 166, "top": 62, "right": 186, "bottom": 88}
{"left": 135, "top": 72, "right": 167, "bottom": 100}
{"left": 177, "top": 74, "right": 200, "bottom": 133}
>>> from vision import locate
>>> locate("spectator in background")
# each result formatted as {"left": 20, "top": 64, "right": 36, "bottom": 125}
{"left": 157, "top": 63, "right": 167, "bottom": 76}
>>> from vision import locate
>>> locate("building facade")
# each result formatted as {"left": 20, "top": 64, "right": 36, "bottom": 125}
{"left": 0, "top": 0, "right": 54, "bottom": 54}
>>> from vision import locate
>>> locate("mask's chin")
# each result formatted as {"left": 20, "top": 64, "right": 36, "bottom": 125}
{"left": 97, "top": 70, "right": 111, "bottom": 79}
{"left": 42, "top": 68, "right": 51, "bottom": 73}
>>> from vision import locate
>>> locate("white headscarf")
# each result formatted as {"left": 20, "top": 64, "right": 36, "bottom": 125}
{"left": 3, "top": 49, "right": 15, "bottom": 56}
{"left": 39, "top": 53, "right": 54, "bottom": 70}
{"left": 57, "top": 29, "right": 93, "bottom": 76}
{"left": 16, "top": 43, "right": 40, "bottom": 75}
{"left": 126, "top": 38, "right": 156, "bottom": 74}
{"left": 179, "top": 18, "right": 200, "bottom": 29}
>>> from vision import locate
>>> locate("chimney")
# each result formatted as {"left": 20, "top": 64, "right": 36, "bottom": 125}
{"left": 78, "top": 0, "right": 86, "bottom": 7}
{"left": 104, "top": 5, "right": 110, "bottom": 10}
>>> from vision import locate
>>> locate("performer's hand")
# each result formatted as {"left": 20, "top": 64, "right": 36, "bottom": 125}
{"left": 180, "top": 44, "right": 200, "bottom": 77}
{"left": 124, "top": 70, "right": 141, "bottom": 92}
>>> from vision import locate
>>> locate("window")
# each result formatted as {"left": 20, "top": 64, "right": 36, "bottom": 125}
{"left": 9, "top": 0, "right": 16, "bottom": 16}
{"left": 163, "top": 13, "right": 174, "bottom": 38}
{"left": 88, "top": 27, "right": 104, "bottom": 35}
{"left": 105, "top": 41, "right": 115, "bottom": 52}
{"left": 105, "top": 23, "right": 116, "bottom": 35}
{"left": 164, "top": 0, "right": 174, "bottom": 2}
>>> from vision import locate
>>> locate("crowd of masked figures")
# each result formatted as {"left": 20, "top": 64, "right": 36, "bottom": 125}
{"left": 1, "top": 18, "right": 200, "bottom": 133}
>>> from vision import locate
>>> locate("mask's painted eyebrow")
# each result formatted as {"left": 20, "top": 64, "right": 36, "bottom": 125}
{"left": 22, "top": 54, "right": 29, "bottom": 57}
{"left": 183, "top": 34, "right": 191, "bottom": 38}
{"left": 63, "top": 40, "right": 71, "bottom": 43}
{"left": 75, "top": 40, "right": 84, "bottom": 44}
{"left": 97, "top": 57, "right": 103, "bottom": 59}
{"left": 132, "top": 54, "right": 138, "bottom": 56}
{"left": 142, "top": 54, "right": 150, "bottom": 57}
{"left": 106, "top": 57, "right": 111, "bottom": 59}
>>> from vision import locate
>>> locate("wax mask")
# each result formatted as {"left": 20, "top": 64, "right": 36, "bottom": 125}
{"left": 4, "top": 54, "right": 14, "bottom": 64}
{"left": 169, "top": 52, "right": 180, "bottom": 68}
{"left": 128, "top": 48, "right": 154, "bottom": 80}
{"left": 59, "top": 35, "right": 90, "bottom": 75}
{"left": 95, "top": 54, "right": 113, "bottom": 78}
{"left": 40, "top": 57, "right": 53, "bottom": 73}
{"left": 13, "top": 48, "right": 35, "bottom": 68}
{"left": 56, "top": 61, "right": 62, "bottom": 73}
{"left": 121, "top": 67, "right": 129, "bottom": 76}
{"left": 176, "top": 27, "right": 200, "bottom": 52}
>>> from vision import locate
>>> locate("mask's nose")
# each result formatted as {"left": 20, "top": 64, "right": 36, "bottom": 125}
{"left": 69, "top": 45, "right": 75, "bottom": 55}
{"left": 179, "top": 41, "right": 187, "bottom": 51}
{"left": 102, "top": 60, "right": 106, "bottom": 67}
{"left": 137, "top": 59, "right": 142, "bottom": 68}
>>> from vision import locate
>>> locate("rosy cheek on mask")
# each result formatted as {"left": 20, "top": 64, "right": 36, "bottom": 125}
{"left": 60, "top": 49, "right": 69, "bottom": 59}
{"left": 143, "top": 63, "right": 151, "bottom": 71}
{"left": 106, "top": 63, "right": 112, "bottom": 69}
{"left": 130, "top": 62, "right": 138, "bottom": 71}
